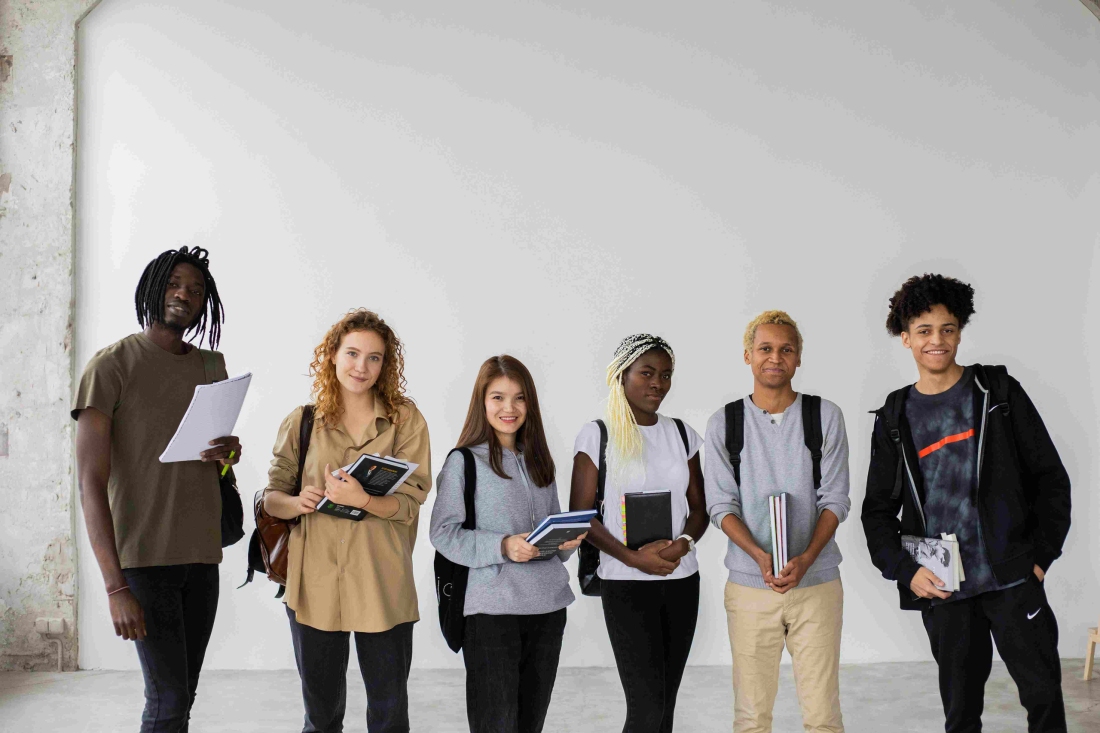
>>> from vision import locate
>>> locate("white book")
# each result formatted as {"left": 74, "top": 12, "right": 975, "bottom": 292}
{"left": 901, "top": 535, "right": 960, "bottom": 591}
{"left": 779, "top": 493, "right": 788, "bottom": 570}
{"left": 769, "top": 496, "right": 780, "bottom": 577}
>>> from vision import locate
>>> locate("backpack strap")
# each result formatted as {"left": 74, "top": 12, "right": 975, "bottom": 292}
{"left": 800, "top": 395, "right": 823, "bottom": 491}
{"left": 199, "top": 348, "right": 219, "bottom": 385}
{"left": 672, "top": 417, "right": 690, "bottom": 456}
{"left": 594, "top": 419, "right": 608, "bottom": 519}
{"left": 974, "top": 364, "right": 1010, "bottom": 416}
{"left": 882, "top": 387, "right": 908, "bottom": 501}
{"left": 453, "top": 447, "right": 477, "bottom": 531}
{"left": 724, "top": 400, "right": 745, "bottom": 486}
{"left": 295, "top": 405, "right": 315, "bottom": 497}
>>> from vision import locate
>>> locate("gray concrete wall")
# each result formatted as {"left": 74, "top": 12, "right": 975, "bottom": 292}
{"left": 0, "top": 0, "right": 99, "bottom": 672}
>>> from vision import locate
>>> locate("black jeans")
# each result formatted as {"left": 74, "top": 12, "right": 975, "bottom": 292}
{"left": 286, "top": 606, "right": 414, "bottom": 733}
{"left": 601, "top": 573, "right": 700, "bottom": 733}
{"left": 122, "top": 563, "right": 220, "bottom": 733}
{"left": 922, "top": 574, "right": 1066, "bottom": 733}
{"left": 462, "top": 609, "right": 567, "bottom": 733}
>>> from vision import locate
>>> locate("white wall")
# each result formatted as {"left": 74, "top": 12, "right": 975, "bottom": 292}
{"left": 75, "top": 0, "right": 1100, "bottom": 671}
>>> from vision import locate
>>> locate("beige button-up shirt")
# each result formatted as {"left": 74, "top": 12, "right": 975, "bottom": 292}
{"left": 266, "top": 395, "right": 431, "bottom": 632}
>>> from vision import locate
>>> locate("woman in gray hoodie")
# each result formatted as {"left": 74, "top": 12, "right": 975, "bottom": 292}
{"left": 430, "top": 354, "right": 585, "bottom": 733}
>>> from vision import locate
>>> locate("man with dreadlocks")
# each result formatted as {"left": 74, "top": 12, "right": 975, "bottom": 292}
{"left": 569, "top": 334, "right": 708, "bottom": 733}
{"left": 73, "top": 246, "right": 242, "bottom": 732}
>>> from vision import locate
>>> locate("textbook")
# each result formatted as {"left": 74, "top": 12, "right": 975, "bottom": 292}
{"left": 622, "top": 491, "right": 673, "bottom": 551}
{"left": 314, "top": 454, "right": 419, "bottom": 521}
{"left": 769, "top": 494, "right": 789, "bottom": 576}
{"left": 526, "top": 509, "right": 596, "bottom": 560}
{"left": 901, "top": 534, "right": 961, "bottom": 591}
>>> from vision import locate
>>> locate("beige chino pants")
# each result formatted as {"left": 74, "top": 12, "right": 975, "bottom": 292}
{"left": 724, "top": 578, "right": 844, "bottom": 733}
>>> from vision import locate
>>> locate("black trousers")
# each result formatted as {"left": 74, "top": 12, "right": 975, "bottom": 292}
{"left": 122, "top": 563, "right": 220, "bottom": 733}
{"left": 286, "top": 606, "right": 413, "bottom": 733}
{"left": 921, "top": 575, "right": 1066, "bottom": 733}
{"left": 600, "top": 573, "right": 700, "bottom": 733}
{"left": 462, "top": 609, "right": 567, "bottom": 733}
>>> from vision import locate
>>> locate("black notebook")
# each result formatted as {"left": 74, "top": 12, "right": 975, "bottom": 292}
{"left": 623, "top": 491, "right": 673, "bottom": 551}
{"left": 314, "top": 454, "right": 419, "bottom": 521}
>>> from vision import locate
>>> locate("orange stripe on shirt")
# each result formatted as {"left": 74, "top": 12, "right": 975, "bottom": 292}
{"left": 918, "top": 429, "right": 975, "bottom": 459}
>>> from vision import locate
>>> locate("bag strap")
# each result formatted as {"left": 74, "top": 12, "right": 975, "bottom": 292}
{"left": 724, "top": 400, "right": 745, "bottom": 486}
{"left": 800, "top": 395, "right": 823, "bottom": 491}
{"left": 295, "top": 405, "right": 315, "bottom": 498}
{"left": 882, "top": 387, "right": 908, "bottom": 501}
{"left": 672, "top": 417, "right": 690, "bottom": 456}
{"left": 594, "top": 419, "right": 608, "bottom": 519}
{"left": 450, "top": 447, "right": 477, "bottom": 530}
{"left": 199, "top": 348, "right": 219, "bottom": 385}
{"left": 974, "top": 364, "right": 1010, "bottom": 416}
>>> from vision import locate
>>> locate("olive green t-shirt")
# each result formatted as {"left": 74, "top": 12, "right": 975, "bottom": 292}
{"left": 72, "top": 333, "right": 228, "bottom": 569}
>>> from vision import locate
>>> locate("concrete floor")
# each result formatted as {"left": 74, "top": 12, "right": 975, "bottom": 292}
{"left": 1, "top": 661, "right": 1097, "bottom": 732}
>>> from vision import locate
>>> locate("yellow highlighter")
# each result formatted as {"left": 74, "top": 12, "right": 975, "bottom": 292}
{"left": 221, "top": 451, "right": 236, "bottom": 477}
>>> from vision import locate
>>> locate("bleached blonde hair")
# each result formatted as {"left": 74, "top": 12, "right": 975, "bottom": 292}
{"left": 743, "top": 310, "right": 803, "bottom": 354}
{"left": 605, "top": 334, "right": 675, "bottom": 472}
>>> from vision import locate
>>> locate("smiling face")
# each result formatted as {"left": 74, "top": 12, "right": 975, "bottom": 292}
{"left": 745, "top": 322, "right": 801, "bottom": 390}
{"left": 484, "top": 375, "right": 527, "bottom": 444}
{"left": 622, "top": 348, "right": 673, "bottom": 419}
{"left": 161, "top": 263, "right": 205, "bottom": 332}
{"left": 900, "top": 303, "right": 961, "bottom": 374}
{"left": 331, "top": 329, "right": 386, "bottom": 398}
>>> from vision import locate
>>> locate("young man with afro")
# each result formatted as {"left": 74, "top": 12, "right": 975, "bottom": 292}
{"left": 73, "top": 247, "right": 242, "bottom": 732}
{"left": 861, "top": 274, "right": 1071, "bottom": 733}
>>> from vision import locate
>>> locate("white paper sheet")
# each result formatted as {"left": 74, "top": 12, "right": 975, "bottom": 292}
{"left": 158, "top": 373, "right": 252, "bottom": 463}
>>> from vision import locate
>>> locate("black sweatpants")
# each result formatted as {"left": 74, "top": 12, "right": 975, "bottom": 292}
{"left": 461, "top": 609, "right": 567, "bottom": 733}
{"left": 921, "top": 574, "right": 1066, "bottom": 733}
{"left": 123, "top": 563, "right": 220, "bottom": 733}
{"left": 600, "top": 572, "right": 700, "bottom": 733}
{"left": 286, "top": 606, "right": 414, "bottom": 733}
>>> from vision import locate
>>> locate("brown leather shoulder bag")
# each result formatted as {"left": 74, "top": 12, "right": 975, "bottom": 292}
{"left": 243, "top": 405, "right": 314, "bottom": 595}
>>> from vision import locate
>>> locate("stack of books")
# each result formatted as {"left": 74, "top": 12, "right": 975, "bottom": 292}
{"left": 526, "top": 510, "right": 596, "bottom": 559}
{"left": 769, "top": 493, "right": 788, "bottom": 576}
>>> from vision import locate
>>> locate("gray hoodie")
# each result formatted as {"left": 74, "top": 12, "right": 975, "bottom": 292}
{"left": 704, "top": 394, "right": 851, "bottom": 589}
{"left": 429, "top": 443, "right": 576, "bottom": 616}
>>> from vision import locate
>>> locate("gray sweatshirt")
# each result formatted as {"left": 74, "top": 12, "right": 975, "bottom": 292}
{"left": 429, "top": 443, "right": 576, "bottom": 616}
{"left": 704, "top": 394, "right": 851, "bottom": 589}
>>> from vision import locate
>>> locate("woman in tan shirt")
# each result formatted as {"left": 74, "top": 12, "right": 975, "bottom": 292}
{"left": 264, "top": 309, "right": 431, "bottom": 733}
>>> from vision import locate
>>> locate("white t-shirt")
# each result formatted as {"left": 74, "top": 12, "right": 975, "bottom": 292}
{"left": 573, "top": 414, "right": 703, "bottom": 582}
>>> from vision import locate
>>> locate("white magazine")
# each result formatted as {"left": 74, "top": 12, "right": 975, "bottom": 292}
{"left": 901, "top": 535, "right": 960, "bottom": 591}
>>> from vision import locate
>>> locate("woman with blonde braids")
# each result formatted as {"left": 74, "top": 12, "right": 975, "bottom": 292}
{"left": 263, "top": 309, "right": 431, "bottom": 733}
{"left": 569, "top": 334, "right": 708, "bottom": 733}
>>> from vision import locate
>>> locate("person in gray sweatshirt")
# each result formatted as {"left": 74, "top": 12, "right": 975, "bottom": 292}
{"left": 430, "top": 355, "right": 585, "bottom": 733}
{"left": 704, "top": 310, "right": 851, "bottom": 733}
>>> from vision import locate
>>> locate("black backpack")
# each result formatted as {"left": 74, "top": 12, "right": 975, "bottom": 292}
{"left": 578, "top": 417, "right": 691, "bottom": 597}
{"left": 725, "top": 395, "right": 824, "bottom": 490}
{"left": 433, "top": 447, "right": 476, "bottom": 653}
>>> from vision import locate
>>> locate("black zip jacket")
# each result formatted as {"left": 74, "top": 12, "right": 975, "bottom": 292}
{"left": 860, "top": 365, "right": 1071, "bottom": 611}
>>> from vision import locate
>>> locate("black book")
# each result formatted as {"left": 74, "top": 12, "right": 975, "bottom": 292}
{"left": 623, "top": 491, "right": 673, "bottom": 551}
{"left": 314, "top": 454, "right": 418, "bottom": 521}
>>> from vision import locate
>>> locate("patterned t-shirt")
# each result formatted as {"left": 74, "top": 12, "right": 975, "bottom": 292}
{"left": 905, "top": 367, "right": 1022, "bottom": 604}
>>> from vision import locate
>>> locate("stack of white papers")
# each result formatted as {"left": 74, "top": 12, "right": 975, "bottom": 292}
{"left": 159, "top": 373, "right": 252, "bottom": 463}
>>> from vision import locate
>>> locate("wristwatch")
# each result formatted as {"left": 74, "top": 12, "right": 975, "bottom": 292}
{"left": 677, "top": 533, "right": 696, "bottom": 552}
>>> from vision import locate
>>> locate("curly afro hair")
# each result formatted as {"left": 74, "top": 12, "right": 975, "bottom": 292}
{"left": 886, "top": 274, "right": 975, "bottom": 336}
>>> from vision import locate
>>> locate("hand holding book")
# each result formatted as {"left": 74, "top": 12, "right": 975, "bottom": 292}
{"left": 323, "top": 464, "right": 371, "bottom": 510}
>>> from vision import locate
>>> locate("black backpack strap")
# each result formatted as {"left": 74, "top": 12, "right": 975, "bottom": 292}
{"left": 594, "top": 420, "right": 608, "bottom": 519}
{"left": 882, "top": 388, "right": 908, "bottom": 501}
{"left": 975, "top": 364, "right": 1010, "bottom": 416}
{"left": 453, "top": 448, "right": 477, "bottom": 530}
{"left": 672, "top": 418, "right": 690, "bottom": 455}
{"left": 724, "top": 400, "right": 745, "bottom": 486}
{"left": 801, "top": 395, "right": 823, "bottom": 491}
{"left": 295, "top": 405, "right": 315, "bottom": 497}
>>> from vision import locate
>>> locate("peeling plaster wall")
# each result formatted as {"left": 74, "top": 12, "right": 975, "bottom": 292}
{"left": 0, "top": 0, "right": 99, "bottom": 672}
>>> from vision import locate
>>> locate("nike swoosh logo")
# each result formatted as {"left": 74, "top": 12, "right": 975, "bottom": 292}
{"left": 1027, "top": 608, "right": 1041, "bottom": 620}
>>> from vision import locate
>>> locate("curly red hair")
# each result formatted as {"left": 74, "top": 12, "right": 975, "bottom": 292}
{"left": 309, "top": 309, "right": 413, "bottom": 426}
